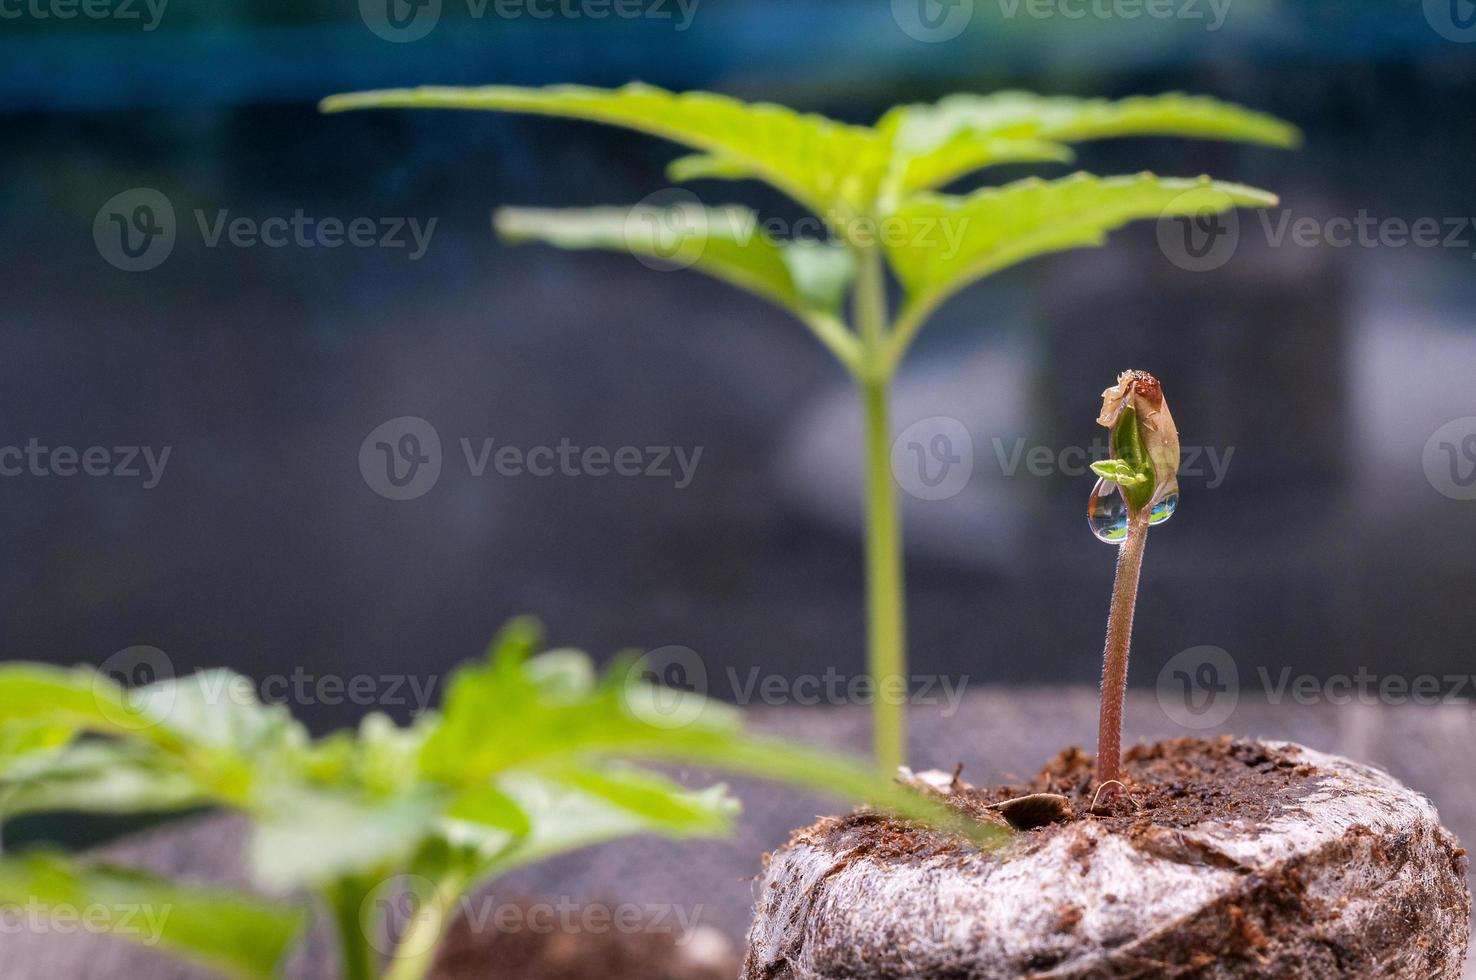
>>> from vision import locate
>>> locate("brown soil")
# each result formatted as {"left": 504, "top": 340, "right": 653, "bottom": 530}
{"left": 428, "top": 902, "right": 740, "bottom": 980}
{"left": 799, "top": 736, "right": 1327, "bottom": 867}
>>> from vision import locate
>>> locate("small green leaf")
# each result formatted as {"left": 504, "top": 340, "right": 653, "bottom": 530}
{"left": 666, "top": 153, "right": 757, "bottom": 183}
{"left": 1089, "top": 459, "right": 1149, "bottom": 487}
{"left": 447, "top": 783, "right": 531, "bottom": 837}
{"left": 886, "top": 137, "right": 1075, "bottom": 199}
{"left": 1, "top": 741, "right": 205, "bottom": 818}
{"left": 879, "top": 91, "right": 1299, "bottom": 156}
{"left": 546, "top": 765, "right": 738, "bottom": 837}
{"left": 456, "top": 770, "right": 738, "bottom": 879}
{"left": 495, "top": 204, "right": 859, "bottom": 366}
{"left": 0, "top": 852, "right": 305, "bottom": 980}
{"left": 498, "top": 205, "right": 806, "bottom": 312}
{"left": 250, "top": 785, "right": 444, "bottom": 890}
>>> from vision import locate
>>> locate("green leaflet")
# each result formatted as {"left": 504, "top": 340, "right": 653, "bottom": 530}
{"left": 321, "top": 83, "right": 889, "bottom": 221}
{"left": 878, "top": 91, "right": 1299, "bottom": 195}
{"left": 884, "top": 173, "right": 1278, "bottom": 366}
{"left": 0, "top": 740, "right": 206, "bottom": 818}
{"left": 0, "top": 852, "right": 305, "bottom": 980}
{"left": 495, "top": 205, "right": 860, "bottom": 368}
{"left": 495, "top": 204, "right": 850, "bottom": 317}
{"left": 1090, "top": 458, "right": 1149, "bottom": 488}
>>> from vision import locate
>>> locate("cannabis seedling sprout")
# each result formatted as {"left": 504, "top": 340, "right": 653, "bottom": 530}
{"left": 320, "top": 83, "right": 1296, "bottom": 773}
{"left": 1088, "top": 370, "right": 1181, "bottom": 791}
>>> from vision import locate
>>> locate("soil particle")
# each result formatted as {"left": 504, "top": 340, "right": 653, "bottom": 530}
{"left": 815, "top": 736, "right": 1322, "bottom": 870}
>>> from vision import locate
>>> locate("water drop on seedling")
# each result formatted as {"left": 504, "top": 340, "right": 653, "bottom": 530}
{"left": 1148, "top": 490, "right": 1179, "bottom": 526}
{"left": 1087, "top": 477, "right": 1129, "bottom": 543}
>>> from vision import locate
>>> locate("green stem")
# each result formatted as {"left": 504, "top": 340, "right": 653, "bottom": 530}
{"left": 381, "top": 875, "right": 465, "bottom": 980}
{"left": 853, "top": 247, "right": 906, "bottom": 775}
{"left": 322, "top": 882, "right": 378, "bottom": 980}
{"left": 1096, "top": 511, "right": 1150, "bottom": 790}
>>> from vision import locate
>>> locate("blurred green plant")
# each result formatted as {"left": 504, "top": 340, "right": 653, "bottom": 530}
{"left": 320, "top": 84, "right": 1297, "bottom": 774}
{"left": 0, "top": 620, "right": 998, "bottom": 980}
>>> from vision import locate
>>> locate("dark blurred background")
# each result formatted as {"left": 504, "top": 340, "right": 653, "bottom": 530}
{"left": 2, "top": 0, "right": 1474, "bottom": 745}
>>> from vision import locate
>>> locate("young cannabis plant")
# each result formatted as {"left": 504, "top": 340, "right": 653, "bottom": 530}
{"left": 1088, "top": 370, "right": 1180, "bottom": 791}
{"left": 0, "top": 621, "right": 997, "bottom": 980}
{"left": 320, "top": 83, "right": 1296, "bottom": 773}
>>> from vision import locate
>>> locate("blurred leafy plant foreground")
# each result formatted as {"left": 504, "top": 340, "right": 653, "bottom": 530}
{"left": 0, "top": 620, "right": 996, "bottom": 980}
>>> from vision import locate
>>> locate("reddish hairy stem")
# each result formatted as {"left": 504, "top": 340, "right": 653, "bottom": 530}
{"left": 1096, "top": 511, "right": 1150, "bottom": 789}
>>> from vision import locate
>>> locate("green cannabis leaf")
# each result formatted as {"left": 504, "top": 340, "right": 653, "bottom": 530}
{"left": 0, "top": 852, "right": 306, "bottom": 980}
{"left": 0, "top": 619, "right": 1001, "bottom": 980}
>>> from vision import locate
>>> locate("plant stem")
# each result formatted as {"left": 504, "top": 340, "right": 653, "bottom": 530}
{"left": 853, "top": 247, "right": 907, "bottom": 775}
{"left": 322, "top": 882, "right": 378, "bottom": 980}
{"left": 861, "top": 377, "right": 906, "bottom": 775}
{"left": 382, "top": 876, "right": 465, "bottom": 980}
{"left": 1096, "top": 511, "right": 1150, "bottom": 789}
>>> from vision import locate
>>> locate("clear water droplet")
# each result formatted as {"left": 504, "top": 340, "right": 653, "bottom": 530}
{"left": 1087, "top": 477, "right": 1129, "bottom": 544}
{"left": 1148, "top": 491, "right": 1179, "bottom": 526}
